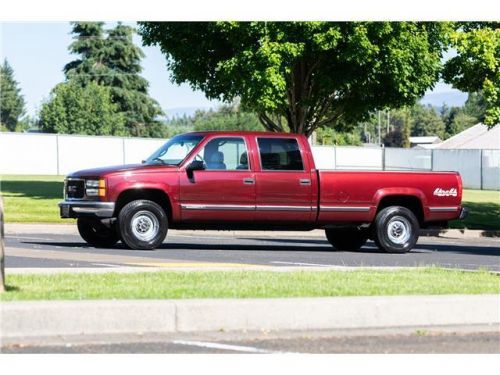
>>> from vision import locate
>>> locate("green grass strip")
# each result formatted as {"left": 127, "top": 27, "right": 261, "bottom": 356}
{"left": 1, "top": 268, "right": 499, "bottom": 301}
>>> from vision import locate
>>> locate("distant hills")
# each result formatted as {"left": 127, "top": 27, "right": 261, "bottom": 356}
{"left": 420, "top": 91, "right": 468, "bottom": 108}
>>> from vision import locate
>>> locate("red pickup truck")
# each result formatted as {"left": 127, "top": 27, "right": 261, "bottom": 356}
{"left": 59, "top": 131, "right": 467, "bottom": 252}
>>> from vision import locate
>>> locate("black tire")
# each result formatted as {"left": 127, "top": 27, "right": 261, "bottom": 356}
{"left": 373, "top": 206, "right": 419, "bottom": 253}
{"left": 77, "top": 217, "right": 119, "bottom": 248}
{"left": 325, "top": 227, "right": 368, "bottom": 251}
{"left": 118, "top": 200, "right": 168, "bottom": 250}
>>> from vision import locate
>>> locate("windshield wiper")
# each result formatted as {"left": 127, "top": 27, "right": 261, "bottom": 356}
{"left": 150, "top": 157, "right": 167, "bottom": 165}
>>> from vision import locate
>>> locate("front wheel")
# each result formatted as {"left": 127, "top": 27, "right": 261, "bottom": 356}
{"left": 118, "top": 200, "right": 168, "bottom": 250}
{"left": 325, "top": 227, "right": 368, "bottom": 251}
{"left": 77, "top": 217, "right": 119, "bottom": 248}
{"left": 373, "top": 206, "right": 419, "bottom": 253}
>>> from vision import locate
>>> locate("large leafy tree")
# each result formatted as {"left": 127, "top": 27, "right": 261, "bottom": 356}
{"left": 139, "top": 22, "right": 450, "bottom": 136}
{"left": 0, "top": 59, "right": 26, "bottom": 131}
{"left": 443, "top": 24, "right": 500, "bottom": 126}
{"left": 39, "top": 81, "right": 126, "bottom": 135}
{"left": 64, "top": 22, "right": 163, "bottom": 137}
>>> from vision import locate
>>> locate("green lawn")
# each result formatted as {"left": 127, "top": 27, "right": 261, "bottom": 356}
{"left": 0, "top": 174, "right": 499, "bottom": 229}
{"left": 1, "top": 268, "right": 499, "bottom": 301}
{"left": 0, "top": 175, "right": 69, "bottom": 223}
{"left": 451, "top": 189, "right": 500, "bottom": 230}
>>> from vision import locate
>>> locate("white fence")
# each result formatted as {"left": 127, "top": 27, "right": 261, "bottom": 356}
{"left": 1, "top": 132, "right": 499, "bottom": 190}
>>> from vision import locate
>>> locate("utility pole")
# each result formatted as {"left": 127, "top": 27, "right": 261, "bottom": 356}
{"left": 377, "top": 110, "right": 381, "bottom": 146}
{"left": 387, "top": 110, "right": 390, "bottom": 134}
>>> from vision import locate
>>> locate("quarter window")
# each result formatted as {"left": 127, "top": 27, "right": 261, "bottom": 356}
{"left": 257, "top": 138, "right": 304, "bottom": 171}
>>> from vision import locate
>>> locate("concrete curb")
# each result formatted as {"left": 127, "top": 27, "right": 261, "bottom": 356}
{"left": 5, "top": 223, "right": 500, "bottom": 239}
{"left": 1, "top": 295, "right": 499, "bottom": 339}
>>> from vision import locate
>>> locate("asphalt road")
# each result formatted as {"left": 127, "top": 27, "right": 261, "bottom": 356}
{"left": 4, "top": 229, "right": 500, "bottom": 271}
{"left": 2, "top": 327, "right": 499, "bottom": 353}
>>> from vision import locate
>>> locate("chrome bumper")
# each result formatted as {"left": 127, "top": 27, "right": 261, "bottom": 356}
{"left": 59, "top": 201, "right": 115, "bottom": 219}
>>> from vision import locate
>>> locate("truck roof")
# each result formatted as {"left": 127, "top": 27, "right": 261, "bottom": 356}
{"left": 183, "top": 131, "right": 304, "bottom": 137}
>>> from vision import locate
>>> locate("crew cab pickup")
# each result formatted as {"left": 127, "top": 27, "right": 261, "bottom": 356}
{"left": 59, "top": 131, "right": 467, "bottom": 252}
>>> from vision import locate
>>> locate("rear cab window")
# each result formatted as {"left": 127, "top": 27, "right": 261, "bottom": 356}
{"left": 257, "top": 138, "right": 304, "bottom": 171}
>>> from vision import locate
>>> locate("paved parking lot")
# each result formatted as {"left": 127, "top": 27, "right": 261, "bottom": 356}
{"left": 4, "top": 226, "right": 500, "bottom": 271}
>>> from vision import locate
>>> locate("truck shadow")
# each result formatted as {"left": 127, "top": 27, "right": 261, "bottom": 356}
{"left": 20, "top": 239, "right": 500, "bottom": 256}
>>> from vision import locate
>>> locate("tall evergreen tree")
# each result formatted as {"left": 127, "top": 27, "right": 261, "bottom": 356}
{"left": 64, "top": 22, "right": 108, "bottom": 85}
{"left": 0, "top": 59, "right": 26, "bottom": 131}
{"left": 63, "top": 22, "right": 163, "bottom": 137}
{"left": 103, "top": 23, "right": 163, "bottom": 137}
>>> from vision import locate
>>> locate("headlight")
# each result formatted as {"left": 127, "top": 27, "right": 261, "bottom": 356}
{"left": 85, "top": 179, "right": 106, "bottom": 197}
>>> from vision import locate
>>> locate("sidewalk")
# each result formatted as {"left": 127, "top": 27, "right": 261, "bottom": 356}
{"left": 2, "top": 295, "right": 499, "bottom": 340}
{"left": 5, "top": 223, "right": 500, "bottom": 239}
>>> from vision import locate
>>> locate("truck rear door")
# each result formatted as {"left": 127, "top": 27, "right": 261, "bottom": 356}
{"left": 253, "top": 136, "right": 316, "bottom": 223}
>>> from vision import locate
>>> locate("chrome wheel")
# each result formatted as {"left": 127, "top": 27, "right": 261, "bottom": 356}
{"left": 386, "top": 216, "right": 411, "bottom": 245}
{"left": 131, "top": 210, "right": 160, "bottom": 242}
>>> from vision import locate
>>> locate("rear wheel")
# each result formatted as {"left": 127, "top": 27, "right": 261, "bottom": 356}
{"left": 373, "top": 206, "right": 419, "bottom": 253}
{"left": 325, "top": 227, "right": 368, "bottom": 251}
{"left": 77, "top": 217, "right": 119, "bottom": 248}
{"left": 118, "top": 200, "right": 168, "bottom": 250}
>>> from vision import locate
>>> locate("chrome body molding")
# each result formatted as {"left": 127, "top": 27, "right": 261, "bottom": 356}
{"left": 59, "top": 201, "right": 115, "bottom": 218}
{"left": 429, "top": 206, "right": 459, "bottom": 212}
{"left": 181, "top": 204, "right": 255, "bottom": 211}
{"left": 180, "top": 204, "right": 313, "bottom": 211}
{"left": 256, "top": 205, "right": 313, "bottom": 212}
{"left": 319, "top": 206, "right": 370, "bottom": 212}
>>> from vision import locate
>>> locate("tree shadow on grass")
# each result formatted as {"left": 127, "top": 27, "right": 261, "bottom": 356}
{"left": 3, "top": 285, "right": 20, "bottom": 292}
{"left": 0, "top": 180, "right": 63, "bottom": 200}
{"left": 450, "top": 201, "right": 500, "bottom": 230}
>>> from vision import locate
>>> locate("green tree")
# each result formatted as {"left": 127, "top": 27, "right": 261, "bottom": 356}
{"left": 410, "top": 104, "right": 446, "bottom": 138}
{"left": 0, "top": 59, "right": 26, "bottom": 131}
{"left": 447, "top": 111, "right": 477, "bottom": 136}
{"left": 443, "top": 26, "right": 500, "bottom": 126}
{"left": 191, "top": 103, "right": 264, "bottom": 132}
{"left": 315, "top": 126, "right": 362, "bottom": 146}
{"left": 462, "top": 92, "right": 486, "bottom": 120}
{"left": 139, "top": 22, "right": 450, "bottom": 136}
{"left": 64, "top": 22, "right": 108, "bottom": 84}
{"left": 64, "top": 22, "right": 163, "bottom": 137}
{"left": 39, "top": 81, "right": 126, "bottom": 135}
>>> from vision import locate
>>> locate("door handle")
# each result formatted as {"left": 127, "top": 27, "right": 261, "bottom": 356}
{"left": 299, "top": 179, "right": 311, "bottom": 185}
{"left": 243, "top": 178, "right": 255, "bottom": 185}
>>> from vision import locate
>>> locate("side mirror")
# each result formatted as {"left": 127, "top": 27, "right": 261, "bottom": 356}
{"left": 186, "top": 160, "right": 205, "bottom": 180}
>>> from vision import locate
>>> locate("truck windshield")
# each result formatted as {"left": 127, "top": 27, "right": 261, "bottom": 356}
{"left": 145, "top": 134, "right": 204, "bottom": 166}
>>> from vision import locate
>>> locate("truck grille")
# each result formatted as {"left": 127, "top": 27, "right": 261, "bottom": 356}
{"left": 66, "top": 179, "right": 85, "bottom": 199}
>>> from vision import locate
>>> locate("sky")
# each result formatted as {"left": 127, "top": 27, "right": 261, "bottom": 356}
{"left": 0, "top": 22, "right": 464, "bottom": 118}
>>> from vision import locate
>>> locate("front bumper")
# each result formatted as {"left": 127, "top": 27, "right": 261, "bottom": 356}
{"left": 59, "top": 201, "right": 115, "bottom": 219}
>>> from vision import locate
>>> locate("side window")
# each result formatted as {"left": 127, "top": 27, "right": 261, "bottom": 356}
{"left": 197, "top": 137, "right": 249, "bottom": 171}
{"left": 257, "top": 138, "right": 304, "bottom": 171}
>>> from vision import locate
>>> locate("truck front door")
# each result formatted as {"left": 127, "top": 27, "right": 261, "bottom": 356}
{"left": 179, "top": 136, "right": 256, "bottom": 223}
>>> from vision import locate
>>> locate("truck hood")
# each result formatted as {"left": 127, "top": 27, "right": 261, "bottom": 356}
{"left": 68, "top": 163, "right": 177, "bottom": 177}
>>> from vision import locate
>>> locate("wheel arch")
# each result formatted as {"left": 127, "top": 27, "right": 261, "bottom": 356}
{"left": 374, "top": 192, "right": 425, "bottom": 224}
{"left": 114, "top": 188, "right": 173, "bottom": 223}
